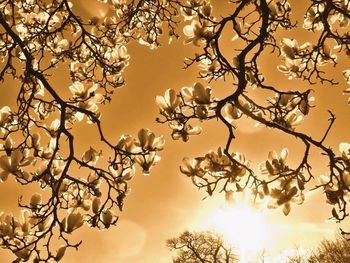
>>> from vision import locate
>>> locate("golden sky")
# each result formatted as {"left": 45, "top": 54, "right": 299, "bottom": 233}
{"left": 0, "top": 0, "right": 350, "bottom": 262}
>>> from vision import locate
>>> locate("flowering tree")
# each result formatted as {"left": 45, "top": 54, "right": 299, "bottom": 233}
{"left": 0, "top": 0, "right": 177, "bottom": 261}
{"left": 0, "top": 0, "right": 350, "bottom": 262}
{"left": 156, "top": 0, "right": 350, "bottom": 236}
{"left": 167, "top": 230, "right": 238, "bottom": 263}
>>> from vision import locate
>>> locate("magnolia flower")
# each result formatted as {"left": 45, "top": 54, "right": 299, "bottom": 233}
{"left": 51, "top": 159, "right": 65, "bottom": 177}
{"left": 34, "top": 80, "right": 45, "bottom": 96}
{"left": 268, "top": 183, "right": 298, "bottom": 215}
{"left": 183, "top": 20, "right": 213, "bottom": 46}
{"left": 104, "top": 45, "right": 130, "bottom": 64}
{"left": 318, "top": 174, "right": 332, "bottom": 186}
{"left": 121, "top": 166, "right": 135, "bottom": 181}
{"left": 303, "top": 4, "right": 324, "bottom": 31}
{"left": 92, "top": 197, "right": 101, "bottom": 214}
{"left": 343, "top": 70, "right": 350, "bottom": 103}
{"left": 109, "top": 161, "right": 135, "bottom": 182}
{"left": 135, "top": 151, "right": 161, "bottom": 175}
{"left": 281, "top": 38, "right": 299, "bottom": 60}
{"left": 30, "top": 193, "right": 42, "bottom": 209}
{"left": 116, "top": 134, "right": 137, "bottom": 152}
{"left": 170, "top": 123, "right": 202, "bottom": 142}
{"left": 0, "top": 213, "right": 18, "bottom": 238}
{"left": 101, "top": 209, "right": 115, "bottom": 228}
{"left": 55, "top": 246, "right": 67, "bottom": 262}
{"left": 232, "top": 152, "right": 249, "bottom": 177}
{"left": 282, "top": 202, "right": 291, "bottom": 216}
{"left": 198, "top": 58, "right": 220, "bottom": 78}
{"left": 19, "top": 209, "right": 35, "bottom": 235}
{"left": 76, "top": 193, "right": 92, "bottom": 211}
{"left": 137, "top": 128, "right": 165, "bottom": 151}
{"left": 268, "top": 0, "right": 291, "bottom": 18}
{"left": 38, "top": 216, "right": 53, "bottom": 232}
{"left": 47, "top": 119, "right": 60, "bottom": 137}
{"left": 75, "top": 95, "right": 104, "bottom": 121}
{"left": 180, "top": 157, "right": 204, "bottom": 177}
{"left": 277, "top": 58, "right": 304, "bottom": 79}
{"left": 343, "top": 69, "right": 350, "bottom": 85}
{"left": 200, "top": 4, "right": 213, "bottom": 17}
{"left": 192, "top": 82, "right": 212, "bottom": 104}
{"left": 0, "top": 149, "right": 34, "bottom": 182}
{"left": 180, "top": 86, "right": 195, "bottom": 103}
{"left": 15, "top": 23, "right": 28, "bottom": 39}
{"left": 318, "top": 44, "right": 337, "bottom": 66}
{"left": 339, "top": 142, "right": 350, "bottom": 161}
{"left": 70, "top": 62, "right": 87, "bottom": 79}
{"left": 203, "top": 148, "right": 231, "bottom": 173}
{"left": 277, "top": 93, "right": 300, "bottom": 109}
{"left": 34, "top": 102, "right": 51, "bottom": 120}
{"left": 278, "top": 39, "right": 311, "bottom": 79}
{"left": 0, "top": 106, "right": 11, "bottom": 127}
{"left": 63, "top": 212, "right": 84, "bottom": 233}
{"left": 138, "top": 35, "right": 158, "bottom": 50}
{"left": 156, "top": 89, "right": 180, "bottom": 115}
{"left": 82, "top": 147, "right": 101, "bottom": 166}
{"left": 180, "top": 83, "right": 212, "bottom": 104}
{"left": 224, "top": 103, "right": 242, "bottom": 121}
{"left": 338, "top": 13, "right": 349, "bottom": 28}
{"left": 15, "top": 247, "right": 31, "bottom": 261}
{"left": 31, "top": 133, "right": 41, "bottom": 149}
{"left": 69, "top": 81, "right": 101, "bottom": 101}
{"left": 261, "top": 148, "right": 289, "bottom": 176}
{"left": 4, "top": 136, "right": 14, "bottom": 151}
{"left": 283, "top": 110, "right": 303, "bottom": 130}
{"left": 49, "top": 36, "right": 69, "bottom": 54}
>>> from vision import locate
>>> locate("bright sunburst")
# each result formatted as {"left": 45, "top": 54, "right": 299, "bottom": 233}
{"left": 199, "top": 194, "right": 271, "bottom": 261}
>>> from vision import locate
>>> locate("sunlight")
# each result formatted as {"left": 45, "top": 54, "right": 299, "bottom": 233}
{"left": 199, "top": 193, "right": 271, "bottom": 262}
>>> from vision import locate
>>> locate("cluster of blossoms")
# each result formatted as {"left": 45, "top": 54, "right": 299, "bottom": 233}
{"left": 317, "top": 143, "right": 350, "bottom": 219}
{"left": 278, "top": 38, "right": 337, "bottom": 81}
{"left": 258, "top": 148, "right": 305, "bottom": 215}
{"left": 279, "top": 0, "right": 350, "bottom": 84}
{"left": 266, "top": 92, "right": 313, "bottom": 130}
{"left": 303, "top": 1, "right": 349, "bottom": 31}
{"left": 180, "top": 147, "right": 250, "bottom": 196}
{"left": 98, "top": 0, "right": 181, "bottom": 49}
{"left": 180, "top": 1, "right": 232, "bottom": 81}
{"left": 182, "top": 0, "right": 215, "bottom": 48}
{"left": 156, "top": 82, "right": 216, "bottom": 141}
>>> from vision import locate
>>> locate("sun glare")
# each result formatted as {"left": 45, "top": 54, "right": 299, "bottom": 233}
{"left": 199, "top": 194, "right": 271, "bottom": 261}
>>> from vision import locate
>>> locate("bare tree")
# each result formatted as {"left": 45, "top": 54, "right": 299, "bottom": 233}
{"left": 167, "top": 230, "right": 239, "bottom": 263}
{"left": 288, "top": 235, "right": 350, "bottom": 263}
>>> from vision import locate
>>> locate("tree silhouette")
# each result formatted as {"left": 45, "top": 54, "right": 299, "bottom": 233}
{"left": 167, "top": 230, "right": 239, "bottom": 263}
{"left": 288, "top": 235, "right": 350, "bottom": 262}
{"left": 0, "top": 0, "right": 350, "bottom": 262}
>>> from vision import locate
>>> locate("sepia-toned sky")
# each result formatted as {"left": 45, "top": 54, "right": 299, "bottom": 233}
{"left": 0, "top": 0, "right": 350, "bottom": 262}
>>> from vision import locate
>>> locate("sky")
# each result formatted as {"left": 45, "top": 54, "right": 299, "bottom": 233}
{"left": 0, "top": 0, "right": 350, "bottom": 262}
